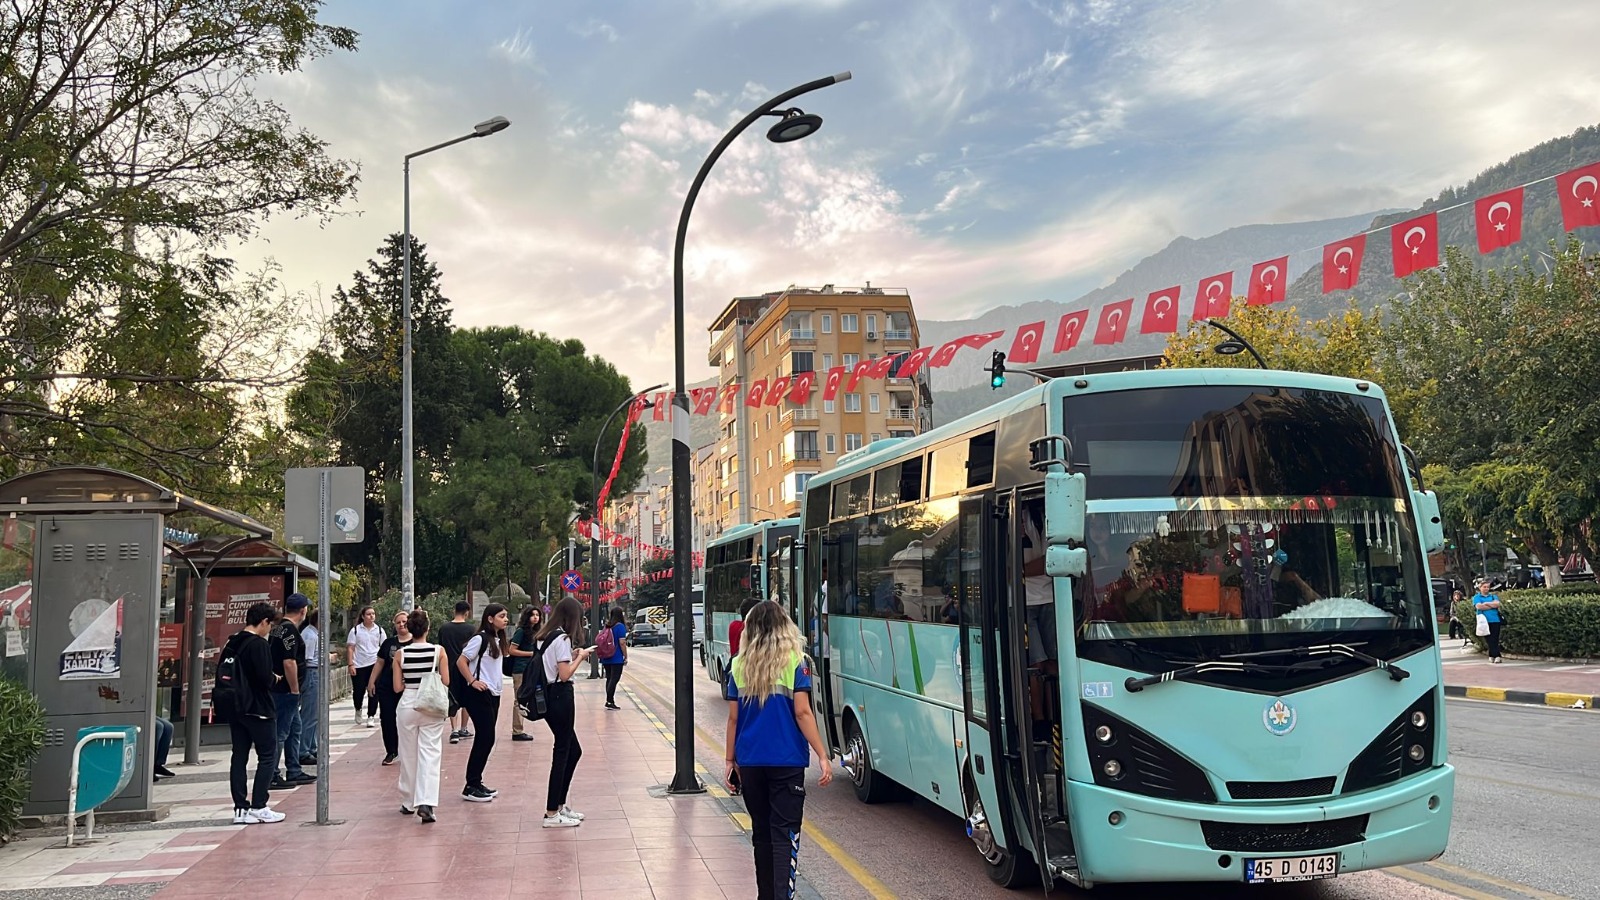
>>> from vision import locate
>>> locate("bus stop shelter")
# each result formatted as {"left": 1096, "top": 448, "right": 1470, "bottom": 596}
{"left": 0, "top": 466, "right": 271, "bottom": 817}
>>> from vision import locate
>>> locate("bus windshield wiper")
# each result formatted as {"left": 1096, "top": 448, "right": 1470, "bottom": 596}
{"left": 1217, "top": 643, "right": 1410, "bottom": 682}
{"left": 1123, "top": 659, "right": 1288, "bottom": 693}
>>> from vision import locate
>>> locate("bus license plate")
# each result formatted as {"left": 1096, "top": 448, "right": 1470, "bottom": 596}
{"left": 1245, "top": 853, "right": 1339, "bottom": 883}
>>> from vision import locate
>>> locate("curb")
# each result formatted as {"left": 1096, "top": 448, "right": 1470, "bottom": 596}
{"left": 1443, "top": 684, "right": 1596, "bottom": 709}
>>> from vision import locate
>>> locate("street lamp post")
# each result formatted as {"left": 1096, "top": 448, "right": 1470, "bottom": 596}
{"left": 667, "top": 72, "right": 851, "bottom": 794}
{"left": 400, "top": 116, "right": 511, "bottom": 611}
{"left": 590, "top": 385, "right": 666, "bottom": 677}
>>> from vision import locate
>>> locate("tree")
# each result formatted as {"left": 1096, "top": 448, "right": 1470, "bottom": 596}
{"left": 1159, "top": 302, "right": 1384, "bottom": 380}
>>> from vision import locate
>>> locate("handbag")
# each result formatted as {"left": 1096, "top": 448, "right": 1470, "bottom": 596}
{"left": 414, "top": 647, "right": 450, "bottom": 718}
{"left": 1474, "top": 613, "right": 1491, "bottom": 637}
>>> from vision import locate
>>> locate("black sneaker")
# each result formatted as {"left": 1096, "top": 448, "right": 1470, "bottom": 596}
{"left": 512, "top": 733, "right": 535, "bottom": 742}
{"left": 382, "top": 753, "right": 398, "bottom": 766}
{"left": 153, "top": 764, "right": 177, "bottom": 779}
{"left": 417, "top": 805, "right": 436, "bottom": 823}
{"left": 299, "top": 755, "right": 318, "bottom": 767}
{"left": 269, "top": 776, "right": 297, "bottom": 790}
{"left": 605, "top": 702, "right": 620, "bottom": 710}
{"left": 449, "top": 731, "right": 461, "bottom": 744}
{"left": 290, "top": 772, "right": 318, "bottom": 785}
{"left": 461, "top": 786, "right": 494, "bottom": 803}
{"left": 400, "top": 805, "right": 415, "bottom": 815}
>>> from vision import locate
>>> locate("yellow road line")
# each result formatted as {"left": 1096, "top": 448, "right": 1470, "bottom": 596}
{"left": 626, "top": 674, "right": 898, "bottom": 899}
{"left": 1464, "top": 686, "right": 1507, "bottom": 701}
{"left": 1390, "top": 865, "right": 1506, "bottom": 900}
{"left": 1426, "top": 861, "right": 1571, "bottom": 900}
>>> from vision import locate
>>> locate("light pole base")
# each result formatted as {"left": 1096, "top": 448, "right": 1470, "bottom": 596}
{"left": 667, "top": 774, "right": 706, "bottom": 795}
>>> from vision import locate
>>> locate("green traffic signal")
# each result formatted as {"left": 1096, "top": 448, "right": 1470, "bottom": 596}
{"left": 989, "top": 350, "right": 1006, "bottom": 390}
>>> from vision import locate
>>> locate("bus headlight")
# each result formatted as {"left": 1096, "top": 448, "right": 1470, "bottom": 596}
{"left": 1094, "top": 725, "right": 1114, "bottom": 744}
{"left": 1103, "top": 759, "right": 1123, "bottom": 779}
{"left": 1407, "top": 744, "right": 1426, "bottom": 762}
{"left": 1410, "top": 711, "right": 1427, "bottom": 730}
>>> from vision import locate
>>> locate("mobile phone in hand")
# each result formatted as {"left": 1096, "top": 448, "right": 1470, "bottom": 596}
{"left": 727, "top": 765, "right": 742, "bottom": 795}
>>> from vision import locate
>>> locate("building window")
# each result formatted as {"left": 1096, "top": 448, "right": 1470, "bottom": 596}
{"left": 871, "top": 433, "right": 881, "bottom": 443}
{"left": 766, "top": 411, "right": 773, "bottom": 429}
{"left": 846, "top": 433, "right": 862, "bottom": 452}
{"left": 767, "top": 449, "right": 773, "bottom": 468}
{"left": 845, "top": 393, "right": 861, "bottom": 413}
{"left": 752, "top": 420, "right": 759, "bottom": 440}
{"left": 795, "top": 473, "right": 812, "bottom": 494}
{"left": 822, "top": 353, "right": 833, "bottom": 370}
{"left": 754, "top": 457, "right": 760, "bottom": 475}
{"left": 826, "top": 433, "right": 836, "bottom": 454}
{"left": 794, "top": 432, "right": 819, "bottom": 459}
{"left": 791, "top": 350, "right": 813, "bottom": 373}
{"left": 821, "top": 314, "right": 833, "bottom": 333}
{"left": 843, "top": 353, "right": 859, "bottom": 369}
{"left": 869, "top": 393, "right": 880, "bottom": 413}
{"left": 768, "top": 487, "right": 774, "bottom": 506}
{"left": 867, "top": 314, "right": 878, "bottom": 334}
{"left": 841, "top": 313, "right": 859, "bottom": 333}
{"left": 824, "top": 398, "right": 836, "bottom": 414}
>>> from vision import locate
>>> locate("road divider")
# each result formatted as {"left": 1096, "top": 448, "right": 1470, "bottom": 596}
{"left": 1445, "top": 684, "right": 1597, "bottom": 709}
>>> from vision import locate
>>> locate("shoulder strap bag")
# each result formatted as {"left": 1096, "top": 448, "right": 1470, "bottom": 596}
{"left": 414, "top": 646, "right": 451, "bottom": 718}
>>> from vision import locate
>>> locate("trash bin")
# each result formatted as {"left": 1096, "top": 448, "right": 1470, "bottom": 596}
{"left": 67, "top": 725, "right": 139, "bottom": 845}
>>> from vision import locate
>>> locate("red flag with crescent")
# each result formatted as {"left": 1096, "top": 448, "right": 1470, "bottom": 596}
{"left": 895, "top": 346, "right": 933, "bottom": 377}
{"left": 1321, "top": 234, "right": 1366, "bottom": 293}
{"left": 744, "top": 379, "right": 768, "bottom": 407}
{"left": 1053, "top": 310, "right": 1089, "bottom": 353}
{"left": 866, "top": 355, "right": 897, "bottom": 379}
{"left": 1247, "top": 257, "right": 1289, "bottom": 305}
{"left": 690, "top": 387, "right": 718, "bottom": 415}
{"left": 929, "top": 339, "right": 965, "bottom": 368}
{"left": 788, "top": 371, "right": 815, "bottom": 403}
{"left": 846, "top": 360, "right": 874, "bottom": 392}
{"left": 1390, "top": 212, "right": 1439, "bottom": 278}
{"left": 1093, "top": 298, "right": 1134, "bottom": 345}
{"left": 1555, "top": 163, "right": 1600, "bottom": 230}
{"left": 651, "top": 391, "right": 672, "bottom": 421}
{"left": 766, "top": 375, "right": 790, "bottom": 406}
{"left": 1474, "top": 187, "right": 1524, "bottom": 253}
{"left": 719, "top": 383, "right": 741, "bottom": 414}
{"left": 1007, "top": 320, "right": 1047, "bottom": 364}
{"left": 1140, "top": 287, "right": 1181, "bottom": 334}
{"left": 822, "top": 366, "right": 846, "bottom": 401}
{"left": 1193, "top": 273, "right": 1232, "bottom": 320}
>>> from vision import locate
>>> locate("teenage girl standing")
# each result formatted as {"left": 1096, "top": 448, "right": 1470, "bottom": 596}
{"left": 535, "top": 597, "right": 592, "bottom": 827}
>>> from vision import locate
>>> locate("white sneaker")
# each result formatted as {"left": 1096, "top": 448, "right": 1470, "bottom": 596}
{"left": 355, "top": 712, "right": 366, "bottom": 727}
{"left": 559, "top": 805, "right": 585, "bottom": 821}
{"left": 541, "top": 812, "right": 581, "bottom": 828}
{"left": 247, "top": 806, "right": 285, "bottom": 824}
{"left": 232, "top": 808, "right": 253, "bottom": 825}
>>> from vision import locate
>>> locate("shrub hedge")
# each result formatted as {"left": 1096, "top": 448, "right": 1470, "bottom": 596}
{"left": 1454, "top": 590, "right": 1600, "bottom": 659}
{"left": 0, "top": 678, "right": 46, "bottom": 844}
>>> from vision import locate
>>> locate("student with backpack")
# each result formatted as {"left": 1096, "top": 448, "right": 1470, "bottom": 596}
{"left": 598, "top": 605, "right": 628, "bottom": 710}
{"left": 534, "top": 596, "right": 592, "bottom": 827}
{"left": 456, "top": 603, "right": 534, "bottom": 802}
{"left": 220, "top": 602, "right": 285, "bottom": 824}
{"left": 508, "top": 605, "right": 541, "bottom": 742}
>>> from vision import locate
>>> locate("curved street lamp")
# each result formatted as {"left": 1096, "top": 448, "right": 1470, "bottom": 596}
{"left": 589, "top": 384, "right": 666, "bottom": 677}
{"left": 1205, "top": 317, "right": 1269, "bottom": 370}
{"left": 668, "top": 72, "right": 852, "bottom": 794}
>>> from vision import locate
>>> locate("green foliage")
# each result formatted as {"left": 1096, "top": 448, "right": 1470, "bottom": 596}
{"left": 0, "top": 679, "right": 47, "bottom": 844}
{"left": 1159, "top": 302, "right": 1384, "bottom": 379}
{"left": 630, "top": 558, "right": 675, "bottom": 611}
{"left": 1455, "top": 592, "right": 1600, "bottom": 659}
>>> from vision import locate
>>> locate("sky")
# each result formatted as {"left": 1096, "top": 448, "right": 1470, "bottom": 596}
{"left": 245, "top": 0, "right": 1600, "bottom": 389}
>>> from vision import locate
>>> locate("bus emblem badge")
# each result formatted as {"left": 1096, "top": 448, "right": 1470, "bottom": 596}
{"left": 1263, "top": 698, "right": 1297, "bottom": 736}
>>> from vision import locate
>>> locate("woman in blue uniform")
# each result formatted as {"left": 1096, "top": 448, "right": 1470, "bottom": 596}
{"left": 723, "top": 600, "right": 833, "bottom": 900}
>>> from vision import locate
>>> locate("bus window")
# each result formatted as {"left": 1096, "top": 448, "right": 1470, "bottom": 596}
{"left": 966, "top": 431, "right": 996, "bottom": 488}
{"left": 929, "top": 441, "right": 969, "bottom": 497}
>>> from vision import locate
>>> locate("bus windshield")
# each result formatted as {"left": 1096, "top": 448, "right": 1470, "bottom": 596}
{"left": 1063, "top": 385, "right": 1432, "bottom": 670}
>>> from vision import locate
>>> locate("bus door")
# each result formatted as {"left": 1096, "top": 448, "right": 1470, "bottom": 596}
{"left": 805, "top": 532, "right": 842, "bottom": 754}
{"left": 1000, "top": 492, "right": 1059, "bottom": 886}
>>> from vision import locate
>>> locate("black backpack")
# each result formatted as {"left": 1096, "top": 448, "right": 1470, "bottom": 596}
{"left": 212, "top": 633, "right": 246, "bottom": 721}
{"left": 516, "top": 632, "right": 557, "bottom": 722}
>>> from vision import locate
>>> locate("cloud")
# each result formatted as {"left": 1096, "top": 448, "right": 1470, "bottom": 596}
{"left": 571, "top": 19, "right": 619, "bottom": 42}
{"left": 492, "top": 27, "right": 536, "bottom": 65}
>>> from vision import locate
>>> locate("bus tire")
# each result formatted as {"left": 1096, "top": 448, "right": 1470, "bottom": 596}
{"left": 843, "top": 719, "right": 892, "bottom": 804}
{"left": 963, "top": 772, "right": 1037, "bottom": 889}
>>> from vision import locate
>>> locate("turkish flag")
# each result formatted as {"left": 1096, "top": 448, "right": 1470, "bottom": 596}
{"left": 866, "top": 356, "right": 897, "bottom": 379}
{"left": 846, "top": 359, "right": 873, "bottom": 392}
{"left": 1140, "top": 287, "right": 1181, "bottom": 334}
{"left": 1321, "top": 234, "right": 1366, "bottom": 293}
{"left": 766, "top": 375, "right": 790, "bottom": 405}
{"left": 1008, "top": 320, "right": 1047, "bottom": 364}
{"left": 690, "top": 387, "right": 718, "bottom": 415}
{"left": 1094, "top": 298, "right": 1134, "bottom": 345}
{"left": 788, "top": 371, "right": 814, "bottom": 403}
{"left": 1390, "top": 212, "right": 1439, "bottom": 278}
{"left": 719, "top": 383, "right": 741, "bottom": 413}
{"left": 822, "top": 366, "right": 846, "bottom": 401}
{"left": 962, "top": 330, "right": 1007, "bottom": 349}
{"left": 1192, "top": 273, "right": 1232, "bottom": 321}
{"left": 744, "top": 379, "right": 768, "bottom": 407}
{"left": 1053, "top": 310, "right": 1089, "bottom": 353}
{"left": 1555, "top": 162, "right": 1600, "bottom": 230}
{"left": 929, "top": 340, "right": 964, "bottom": 368}
{"left": 1247, "top": 257, "right": 1289, "bottom": 306}
{"left": 652, "top": 391, "right": 672, "bottom": 420}
{"left": 894, "top": 346, "right": 933, "bottom": 377}
{"left": 1474, "top": 187, "right": 1524, "bottom": 253}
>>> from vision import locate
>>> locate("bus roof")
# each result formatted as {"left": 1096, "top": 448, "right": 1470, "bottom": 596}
{"left": 706, "top": 516, "right": 801, "bottom": 549}
{"left": 804, "top": 367, "right": 1388, "bottom": 493}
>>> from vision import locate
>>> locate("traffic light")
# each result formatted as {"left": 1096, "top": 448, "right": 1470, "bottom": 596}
{"left": 989, "top": 350, "right": 1007, "bottom": 390}
{"left": 573, "top": 546, "right": 588, "bottom": 568}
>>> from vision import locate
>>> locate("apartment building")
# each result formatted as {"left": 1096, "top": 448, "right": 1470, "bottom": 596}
{"left": 698, "top": 284, "right": 927, "bottom": 536}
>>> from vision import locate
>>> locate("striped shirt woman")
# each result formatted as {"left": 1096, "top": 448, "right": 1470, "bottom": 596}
{"left": 392, "top": 608, "right": 449, "bottom": 823}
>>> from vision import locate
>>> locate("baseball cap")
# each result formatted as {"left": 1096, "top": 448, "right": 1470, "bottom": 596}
{"left": 285, "top": 593, "right": 310, "bottom": 611}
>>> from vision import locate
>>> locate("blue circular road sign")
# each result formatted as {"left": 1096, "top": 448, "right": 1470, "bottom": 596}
{"left": 560, "top": 570, "right": 583, "bottom": 592}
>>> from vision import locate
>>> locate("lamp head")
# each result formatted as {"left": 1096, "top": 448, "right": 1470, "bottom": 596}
{"left": 1214, "top": 340, "right": 1247, "bottom": 357}
{"left": 767, "top": 108, "right": 824, "bottom": 143}
{"left": 474, "top": 116, "right": 512, "bottom": 137}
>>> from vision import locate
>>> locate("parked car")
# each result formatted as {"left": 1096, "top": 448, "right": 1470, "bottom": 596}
{"left": 630, "top": 606, "right": 668, "bottom": 646}
{"left": 666, "top": 602, "right": 704, "bottom": 648}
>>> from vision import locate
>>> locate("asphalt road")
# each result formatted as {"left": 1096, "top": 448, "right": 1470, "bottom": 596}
{"left": 620, "top": 646, "right": 1594, "bottom": 899}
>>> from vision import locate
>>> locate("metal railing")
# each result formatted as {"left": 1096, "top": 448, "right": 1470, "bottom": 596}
{"left": 886, "top": 408, "right": 916, "bottom": 420}
{"left": 883, "top": 329, "right": 913, "bottom": 341}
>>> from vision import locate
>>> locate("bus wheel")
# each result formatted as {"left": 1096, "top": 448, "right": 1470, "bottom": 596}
{"left": 963, "top": 775, "right": 1037, "bottom": 888}
{"left": 842, "top": 720, "right": 892, "bottom": 804}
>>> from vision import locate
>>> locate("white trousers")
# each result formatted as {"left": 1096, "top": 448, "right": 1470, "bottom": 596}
{"left": 396, "top": 700, "right": 446, "bottom": 808}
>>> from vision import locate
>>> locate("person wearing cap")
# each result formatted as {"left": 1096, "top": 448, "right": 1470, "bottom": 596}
{"left": 269, "top": 593, "right": 316, "bottom": 788}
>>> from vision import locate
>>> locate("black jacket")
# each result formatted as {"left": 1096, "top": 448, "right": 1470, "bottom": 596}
{"left": 230, "top": 631, "right": 277, "bottom": 719}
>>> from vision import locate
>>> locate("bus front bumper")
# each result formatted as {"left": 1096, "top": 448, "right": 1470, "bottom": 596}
{"left": 1067, "top": 765, "right": 1454, "bottom": 884}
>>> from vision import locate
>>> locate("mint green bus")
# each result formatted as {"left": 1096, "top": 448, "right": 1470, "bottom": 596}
{"left": 704, "top": 517, "right": 799, "bottom": 684}
{"left": 798, "top": 369, "right": 1453, "bottom": 889}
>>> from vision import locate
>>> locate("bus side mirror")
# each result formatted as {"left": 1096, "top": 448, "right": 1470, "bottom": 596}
{"left": 1044, "top": 471, "right": 1086, "bottom": 546}
{"left": 1413, "top": 490, "right": 1445, "bottom": 554}
{"left": 1045, "top": 546, "right": 1088, "bottom": 578}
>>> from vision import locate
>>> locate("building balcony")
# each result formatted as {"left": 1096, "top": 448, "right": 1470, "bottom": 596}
{"left": 782, "top": 329, "right": 816, "bottom": 345}
{"left": 886, "top": 408, "right": 916, "bottom": 421}
{"left": 783, "top": 407, "right": 820, "bottom": 423}
{"left": 883, "top": 329, "right": 913, "bottom": 343}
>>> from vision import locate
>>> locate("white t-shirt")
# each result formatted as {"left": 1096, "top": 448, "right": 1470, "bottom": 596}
{"left": 462, "top": 635, "right": 504, "bottom": 696}
{"left": 347, "top": 623, "right": 386, "bottom": 668}
{"left": 303, "top": 625, "right": 321, "bottom": 669}
{"left": 541, "top": 633, "right": 574, "bottom": 684}
{"left": 1023, "top": 513, "right": 1052, "bottom": 607}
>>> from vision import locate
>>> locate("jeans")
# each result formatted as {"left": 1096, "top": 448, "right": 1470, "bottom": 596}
{"left": 510, "top": 673, "right": 527, "bottom": 735}
{"left": 604, "top": 662, "right": 624, "bottom": 705}
{"left": 741, "top": 765, "right": 807, "bottom": 900}
{"left": 229, "top": 715, "right": 277, "bottom": 811}
{"left": 153, "top": 716, "right": 173, "bottom": 769}
{"left": 396, "top": 698, "right": 445, "bottom": 808}
{"left": 1025, "top": 602, "right": 1057, "bottom": 665}
{"left": 351, "top": 665, "right": 379, "bottom": 717}
{"left": 377, "top": 689, "right": 401, "bottom": 757}
{"left": 463, "top": 689, "right": 501, "bottom": 789}
{"left": 298, "top": 667, "right": 320, "bottom": 758}
{"left": 273, "top": 692, "right": 304, "bottom": 779}
{"left": 543, "top": 682, "right": 581, "bottom": 812}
